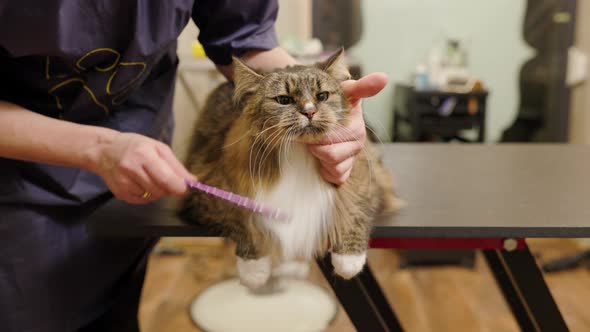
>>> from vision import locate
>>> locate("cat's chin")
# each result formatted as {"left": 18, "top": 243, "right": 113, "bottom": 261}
{"left": 293, "top": 126, "right": 329, "bottom": 144}
{"left": 295, "top": 135, "right": 325, "bottom": 144}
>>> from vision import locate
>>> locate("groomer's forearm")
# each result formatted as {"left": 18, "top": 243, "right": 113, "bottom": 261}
{"left": 217, "top": 47, "right": 297, "bottom": 80}
{"left": 0, "top": 101, "right": 117, "bottom": 172}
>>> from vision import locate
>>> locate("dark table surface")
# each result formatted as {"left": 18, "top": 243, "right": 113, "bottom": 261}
{"left": 86, "top": 144, "right": 590, "bottom": 238}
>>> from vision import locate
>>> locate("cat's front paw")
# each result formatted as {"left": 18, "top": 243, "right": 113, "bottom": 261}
{"left": 331, "top": 252, "right": 367, "bottom": 279}
{"left": 236, "top": 256, "right": 272, "bottom": 289}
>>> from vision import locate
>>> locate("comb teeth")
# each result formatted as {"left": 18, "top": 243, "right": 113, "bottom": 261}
{"left": 185, "top": 179, "right": 290, "bottom": 222}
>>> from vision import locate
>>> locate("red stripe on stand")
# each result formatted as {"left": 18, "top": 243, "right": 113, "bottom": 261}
{"left": 369, "top": 237, "right": 526, "bottom": 250}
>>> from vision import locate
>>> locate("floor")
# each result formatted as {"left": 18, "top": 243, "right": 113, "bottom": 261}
{"left": 139, "top": 238, "right": 590, "bottom": 332}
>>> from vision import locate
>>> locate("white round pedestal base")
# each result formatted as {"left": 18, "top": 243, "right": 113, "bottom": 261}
{"left": 189, "top": 278, "right": 337, "bottom": 332}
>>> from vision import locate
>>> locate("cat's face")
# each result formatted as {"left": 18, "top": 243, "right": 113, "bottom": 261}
{"left": 233, "top": 49, "right": 351, "bottom": 144}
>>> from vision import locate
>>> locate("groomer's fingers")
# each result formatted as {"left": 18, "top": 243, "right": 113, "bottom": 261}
{"left": 124, "top": 168, "right": 165, "bottom": 202}
{"left": 120, "top": 176, "right": 145, "bottom": 197}
{"left": 322, "top": 156, "right": 355, "bottom": 179}
{"left": 108, "top": 177, "right": 151, "bottom": 204}
{"left": 143, "top": 151, "right": 187, "bottom": 196}
{"left": 156, "top": 143, "right": 197, "bottom": 184}
{"left": 319, "top": 164, "right": 352, "bottom": 186}
{"left": 116, "top": 150, "right": 167, "bottom": 199}
{"left": 309, "top": 141, "right": 363, "bottom": 165}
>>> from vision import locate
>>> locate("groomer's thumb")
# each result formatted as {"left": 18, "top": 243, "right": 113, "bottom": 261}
{"left": 341, "top": 72, "right": 389, "bottom": 103}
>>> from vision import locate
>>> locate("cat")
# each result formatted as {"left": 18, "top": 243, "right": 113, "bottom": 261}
{"left": 179, "top": 49, "right": 401, "bottom": 289}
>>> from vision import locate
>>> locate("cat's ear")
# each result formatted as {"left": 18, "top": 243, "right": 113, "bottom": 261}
{"left": 316, "top": 48, "right": 351, "bottom": 82}
{"left": 233, "top": 57, "right": 263, "bottom": 104}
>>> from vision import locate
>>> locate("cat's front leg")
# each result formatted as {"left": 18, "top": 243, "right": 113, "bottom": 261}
{"left": 235, "top": 241, "right": 272, "bottom": 289}
{"left": 330, "top": 218, "right": 371, "bottom": 279}
{"left": 331, "top": 251, "right": 367, "bottom": 279}
{"left": 236, "top": 256, "right": 272, "bottom": 289}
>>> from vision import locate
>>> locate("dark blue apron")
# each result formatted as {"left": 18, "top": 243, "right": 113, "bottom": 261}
{"left": 0, "top": 0, "right": 278, "bottom": 330}
{"left": 0, "top": 1, "right": 184, "bottom": 331}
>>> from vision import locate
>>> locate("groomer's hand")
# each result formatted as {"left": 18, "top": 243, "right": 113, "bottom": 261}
{"left": 309, "top": 73, "right": 388, "bottom": 185}
{"left": 94, "top": 132, "right": 196, "bottom": 204}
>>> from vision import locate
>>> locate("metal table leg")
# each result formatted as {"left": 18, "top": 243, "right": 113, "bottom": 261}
{"left": 483, "top": 244, "right": 568, "bottom": 332}
{"left": 316, "top": 254, "right": 404, "bottom": 332}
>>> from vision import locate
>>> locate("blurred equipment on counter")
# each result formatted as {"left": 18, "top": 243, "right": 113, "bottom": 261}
{"left": 414, "top": 38, "right": 474, "bottom": 92}
{"left": 396, "top": 37, "right": 487, "bottom": 143}
{"left": 392, "top": 83, "right": 488, "bottom": 143}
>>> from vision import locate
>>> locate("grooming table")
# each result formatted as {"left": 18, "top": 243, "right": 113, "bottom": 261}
{"left": 86, "top": 144, "right": 590, "bottom": 332}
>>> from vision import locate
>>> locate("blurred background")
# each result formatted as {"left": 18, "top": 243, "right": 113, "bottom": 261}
{"left": 140, "top": 1, "right": 590, "bottom": 331}
{"left": 173, "top": 0, "right": 590, "bottom": 158}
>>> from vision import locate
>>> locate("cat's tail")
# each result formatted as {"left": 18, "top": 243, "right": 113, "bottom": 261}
{"left": 369, "top": 144, "right": 406, "bottom": 216}
{"left": 380, "top": 188, "right": 406, "bottom": 215}
{"left": 376, "top": 162, "right": 406, "bottom": 215}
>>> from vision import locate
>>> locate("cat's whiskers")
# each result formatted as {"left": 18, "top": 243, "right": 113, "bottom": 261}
{"left": 225, "top": 115, "right": 284, "bottom": 152}
{"left": 257, "top": 116, "right": 287, "bottom": 136}
{"left": 256, "top": 125, "right": 285, "bottom": 166}
{"left": 277, "top": 130, "right": 288, "bottom": 176}
{"left": 251, "top": 125, "right": 287, "bottom": 191}
{"left": 223, "top": 128, "right": 252, "bottom": 149}
{"left": 257, "top": 129, "right": 288, "bottom": 191}
{"left": 272, "top": 121, "right": 298, "bottom": 173}
{"left": 276, "top": 128, "right": 288, "bottom": 175}
{"left": 256, "top": 126, "right": 288, "bottom": 188}
{"left": 253, "top": 122, "right": 283, "bottom": 157}
{"left": 277, "top": 128, "right": 296, "bottom": 175}
{"left": 366, "top": 120, "right": 391, "bottom": 143}
{"left": 260, "top": 115, "right": 278, "bottom": 131}
{"left": 365, "top": 125, "right": 386, "bottom": 145}
{"left": 249, "top": 132, "right": 274, "bottom": 190}
{"left": 250, "top": 133, "right": 270, "bottom": 190}
{"left": 248, "top": 120, "right": 285, "bottom": 189}
{"left": 285, "top": 129, "right": 297, "bottom": 169}
{"left": 249, "top": 131, "right": 264, "bottom": 189}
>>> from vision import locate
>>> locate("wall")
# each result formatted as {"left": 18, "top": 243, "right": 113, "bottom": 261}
{"left": 276, "top": 0, "right": 312, "bottom": 42}
{"left": 352, "top": 0, "right": 534, "bottom": 141}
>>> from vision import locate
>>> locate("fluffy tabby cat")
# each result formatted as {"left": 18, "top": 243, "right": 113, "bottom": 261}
{"left": 180, "top": 49, "right": 400, "bottom": 289}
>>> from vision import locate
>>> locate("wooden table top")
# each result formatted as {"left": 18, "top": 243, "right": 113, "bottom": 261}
{"left": 86, "top": 144, "right": 590, "bottom": 238}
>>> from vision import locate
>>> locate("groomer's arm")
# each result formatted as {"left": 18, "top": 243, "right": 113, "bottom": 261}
{"left": 0, "top": 101, "right": 116, "bottom": 169}
{"left": 216, "top": 47, "right": 296, "bottom": 79}
{"left": 0, "top": 101, "right": 194, "bottom": 203}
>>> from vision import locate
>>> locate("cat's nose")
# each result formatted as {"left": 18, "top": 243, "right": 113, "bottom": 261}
{"left": 301, "top": 101, "right": 316, "bottom": 119}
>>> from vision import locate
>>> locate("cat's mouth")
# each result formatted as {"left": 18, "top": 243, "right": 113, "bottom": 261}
{"left": 303, "top": 123, "right": 323, "bottom": 133}
{"left": 293, "top": 122, "right": 329, "bottom": 143}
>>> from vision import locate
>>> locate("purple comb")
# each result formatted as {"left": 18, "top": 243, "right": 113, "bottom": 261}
{"left": 185, "top": 179, "right": 290, "bottom": 222}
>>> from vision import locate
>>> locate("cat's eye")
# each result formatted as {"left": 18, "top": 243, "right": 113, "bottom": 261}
{"left": 316, "top": 92, "right": 329, "bottom": 102}
{"left": 276, "top": 95, "right": 294, "bottom": 105}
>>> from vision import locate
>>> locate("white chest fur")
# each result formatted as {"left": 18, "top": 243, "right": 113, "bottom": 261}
{"left": 255, "top": 144, "right": 336, "bottom": 259}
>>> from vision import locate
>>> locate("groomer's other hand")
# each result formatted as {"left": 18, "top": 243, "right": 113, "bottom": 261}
{"left": 309, "top": 73, "right": 388, "bottom": 185}
{"left": 93, "top": 132, "right": 196, "bottom": 204}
